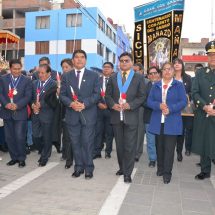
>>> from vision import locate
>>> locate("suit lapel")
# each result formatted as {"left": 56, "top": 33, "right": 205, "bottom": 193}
{"left": 204, "top": 68, "right": 215, "bottom": 84}
{"left": 80, "top": 69, "right": 89, "bottom": 92}
{"left": 70, "top": 70, "right": 79, "bottom": 94}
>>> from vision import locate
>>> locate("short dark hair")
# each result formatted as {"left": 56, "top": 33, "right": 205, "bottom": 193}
{"left": 72, "top": 50, "right": 87, "bottom": 59}
{"left": 147, "top": 66, "right": 161, "bottom": 74}
{"left": 61, "top": 58, "right": 73, "bottom": 67}
{"left": 39, "top": 56, "right": 50, "bottom": 65}
{"left": 119, "top": 52, "right": 133, "bottom": 61}
{"left": 9, "top": 59, "right": 22, "bottom": 68}
{"left": 39, "top": 64, "right": 51, "bottom": 73}
{"left": 194, "top": 63, "right": 203, "bottom": 69}
{"left": 103, "top": 62, "right": 114, "bottom": 69}
{"left": 133, "top": 63, "right": 144, "bottom": 71}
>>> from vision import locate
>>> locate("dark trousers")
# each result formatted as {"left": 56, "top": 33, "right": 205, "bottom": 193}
{"left": 67, "top": 122, "right": 95, "bottom": 173}
{"left": 135, "top": 107, "right": 145, "bottom": 159}
{"left": 4, "top": 119, "right": 27, "bottom": 161}
{"left": 62, "top": 121, "right": 73, "bottom": 165}
{"left": 94, "top": 109, "right": 113, "bottom": 156}
{"left": 176, "top": 116, "right": 193, "bottom": 153}
{"left": 32, "top": 115, "right": 52, "bottom": 162}
{"left": 200, "top": 155, "right": 211, "bottom": 174}
{"left": 113, "top": 123, "right": 137, "bottom": 176}
{"left": 156, "top": 124, "right": 177, "bottom": 179}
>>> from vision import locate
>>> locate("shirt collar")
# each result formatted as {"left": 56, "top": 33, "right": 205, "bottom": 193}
{"left": 75, "top": 67, "right": 85, "bottom": 74}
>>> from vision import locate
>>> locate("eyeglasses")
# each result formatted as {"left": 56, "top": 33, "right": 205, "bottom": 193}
{"left": 208, "top": 53, "right": 215, "bottom": 57}
{"left": 120, "top": 59, "right": 131, "bottom": 64}
{"left": 148, "top": 72, "right": 158, "bottom": 75}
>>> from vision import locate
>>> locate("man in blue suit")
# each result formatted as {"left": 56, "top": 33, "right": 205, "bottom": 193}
{"left": 0, "top": 59, "right": 32, "bottom": 167}
{"left": 31, "top": 64, "right": 58, "bottom": 167}
{"left": 93, "top": 62, "right": 114, "bottom": 159}
{"left": 60, "top": 50, "right": 100, "bottom": 179}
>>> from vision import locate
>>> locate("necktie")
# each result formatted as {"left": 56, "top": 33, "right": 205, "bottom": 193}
{"left": 76, "top": 71, "right": 81, "bottom": 88}
{"left": 105, "top": 77, "right": 109, "bottom": 87}
{"left": 122, "top": 72, "right": 127, "bottom": 85}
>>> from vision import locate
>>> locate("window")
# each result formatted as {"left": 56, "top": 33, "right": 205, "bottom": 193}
{"left": 35, "top": 41, "right": 49, "bottom": 54}
{"left": 113, "top": 53, "right": 116, "bottom": 64}
{"left": 98, "top": 15, "right": 105, "bottom": 33}
{"left": 36, "top": 16, "right": 50, "bottom": 29}
{"left": 113, "top": 33, "right": 116, "bottom": 43}
{"left": 97, "top": 41, "right": 104, "bottom": 56}
{"left": 66, "top": 40, "right": 81, "bottom": 53}
{"left": 105, "top": 48, "right": 111, "bottom": 62}
{"left": 106, "top": 25, "right": 112, "bottom": 40}
{"left": 66, "top": 14, "right": 82, "bottom": 27}
{"left": 122, "top": 41, "right": 126, "bottom": 52}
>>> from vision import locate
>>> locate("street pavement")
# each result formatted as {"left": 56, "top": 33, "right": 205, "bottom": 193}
{"left": 0, "top": 144, "right": 215, "bottom": 215}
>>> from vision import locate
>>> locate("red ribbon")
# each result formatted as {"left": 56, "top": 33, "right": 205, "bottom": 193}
{"left": 72, "top": 94, "right": 78, "bottom": 101}
{"left": 8, "top": 89, "right": 14, "bottom": 99}
{"left": 121, "top": 93, "right": 127, "bottom": 100}
{"left": 163, "top": 84, "right": 168, "bottom": 90}
{"left": 101, "top": 91, "right": 105, "bottom": 97}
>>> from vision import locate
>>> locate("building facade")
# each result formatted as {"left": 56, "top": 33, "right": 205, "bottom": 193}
{"left": 25, "top": 7, "right": 130, "bottom": 72}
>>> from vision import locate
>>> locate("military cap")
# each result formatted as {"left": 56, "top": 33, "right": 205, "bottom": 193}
{"left": 205, "top": 40, "right": 215, "bottom": 54}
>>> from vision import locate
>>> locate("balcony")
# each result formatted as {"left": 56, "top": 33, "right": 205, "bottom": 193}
{"left": 2, "top": 18, "right": 25, "bottom": 29}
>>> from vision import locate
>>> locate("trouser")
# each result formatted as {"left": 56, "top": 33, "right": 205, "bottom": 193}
{"left": 145, "top": 124, "right": 157, "bottom": 161}
{"left": 135, "top": 107, "right": 145, "bottom": 159}
{"left": 113, "top": 123, "right": 137, "bottom": 176}
{"left": 200, "top": 155, "right": 211, "bottom": 174}
{"left": 156, "top": 124, "right": 177, "bottom": 179}
{"left": 67, "top": 122, "right": 95, "bottom": 174}
{"left": 4, "top": 119, "right": 27, "bottom": 161}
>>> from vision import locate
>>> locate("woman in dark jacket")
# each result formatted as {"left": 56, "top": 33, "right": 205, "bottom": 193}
{"left": 147, "top": 62, "right": 187, "bottom": 184}
{"left": 173, "top": 58, "right": 193, "bottom": 161}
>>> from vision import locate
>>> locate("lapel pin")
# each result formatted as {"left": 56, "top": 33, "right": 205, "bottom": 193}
{"left": 83, "top": 80, "right": 86, "bottom": 82}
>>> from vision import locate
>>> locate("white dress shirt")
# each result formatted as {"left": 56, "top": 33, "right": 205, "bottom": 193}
{"left": 75, "top": 67, "right": 85, "bottom": 89}
{"left": 161, "top": 78, "right": 173, "bottom": 123}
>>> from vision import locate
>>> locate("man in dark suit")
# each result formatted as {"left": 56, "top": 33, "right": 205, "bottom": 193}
{"left": 0, "top": 59, "right": 32, "bottom": 167}
{"left": 32, "top": 57, "right": 57, "bottom": 81}
{"left": 105, "top": 52, "right": 146, "bottom": 183}
{"left": 60, "top": 50, "right": 100, "bottom": 179}
{"left": 93, "top": 62, "right": 114, "bottom": 159}
{"left": 31, "top": 64, "right": 58, "bottom": 167}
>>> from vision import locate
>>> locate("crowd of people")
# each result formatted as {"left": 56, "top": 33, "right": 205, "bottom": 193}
{"left": 0, "top": 40, "right": 215, "bottom": 184}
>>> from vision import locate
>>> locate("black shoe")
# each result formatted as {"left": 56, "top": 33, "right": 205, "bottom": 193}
{"left": 135, "top": 157, "right": 139, "bottom": 162}
{"left": 185, "top": 150, "right": 191, "bottom": 156}
{"left": 177, "top": 153, "right": 183, "bottom": 162}
{"left": 195, "top": 172, "right": 210, "bottom": 180}
{"left": 149, "top": 161, "right": 156, "bottom": 168}
{"left": 212, "top": 159, "right": 215, "bottom": 165}
{"left": 116, "top": 170, "right": 123, "bottom": 176}
{"left": 38, "top": 160, "right": 47, "bottom": 167}
{"left": 53, "top": 143, "right": 61, "bottom": 153}
{"left": 105, "top": 153, "right": 111, "bottom": 159}
{"left": 7, "top": 160, "right": 18, "bottom": 166}
{"left": 156, "top": 171, "right": 163, "bottom": 176}
{"left": 65, "top": 163, "right": 72, "bottom": 169}
{"left": 93, "top": 154, "right": 102, "bottom": 159}
{"left": 196, "top": 162, "right": 201, "bottom": 167}
{"left": 0, "top": 145, "right": 8, "bottom": 152}
{"left": 124, "top": 175, "right": 132, "bottom": 183}
{"left": 18, "top": 161, "right": 26, "bottom": 168}
{"left": 72, "top": 170, "right": 84, "bottom": 178}
{"left": 26, "top": 146, "right": 31, "bottom": 155}
{"left": 85, "top": 173, "right": 93, "bottom": 180}
{"left": 163, "top": 178, "right": 170, "bottom": 184}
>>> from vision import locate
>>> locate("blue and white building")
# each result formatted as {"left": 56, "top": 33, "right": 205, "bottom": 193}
{"left": 25, "top": 7, "right": 131, "bottom": 72}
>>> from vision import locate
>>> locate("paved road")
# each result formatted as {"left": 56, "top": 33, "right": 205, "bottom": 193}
{"left": 0, "top": 144, "right": 215, "bottom": 215}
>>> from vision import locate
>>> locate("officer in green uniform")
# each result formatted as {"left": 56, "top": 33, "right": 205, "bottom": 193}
{"left": 192, "top": 40, "right": 215, "bottom": 180}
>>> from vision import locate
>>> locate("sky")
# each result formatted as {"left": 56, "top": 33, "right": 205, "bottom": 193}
{"left": 78, "top": 0, "right": 215, "bottom": 42}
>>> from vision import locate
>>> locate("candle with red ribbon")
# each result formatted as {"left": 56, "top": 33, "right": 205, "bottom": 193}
{"left": 119, "top": 93, "right": 127, "bottom": 121}
{"left": 36, "top": 88, "right": 40, "bottom": 103}
{"left": 100, "top": 88, "right": 105, "bottom": 98}
{"left": 162, "top": 84, "right": 168, "bottom": 103}
{"left": 8, "top": 88, "right": 14, "bottom": 103}
{"left": 56, "top": 72, "right": 61, "bottom": 88}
